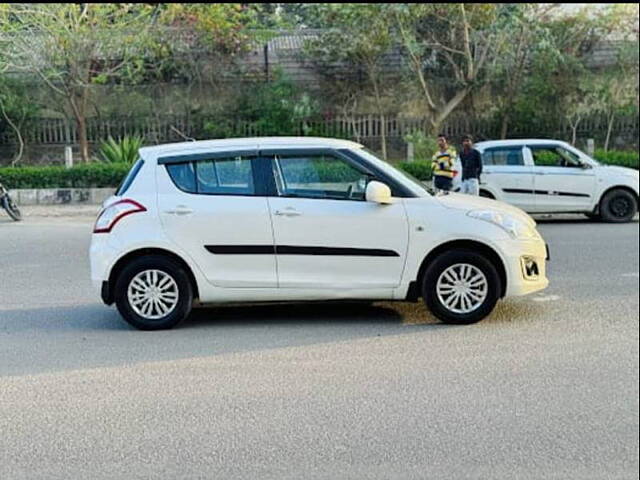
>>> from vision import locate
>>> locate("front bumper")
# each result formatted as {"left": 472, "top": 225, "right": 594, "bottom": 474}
{"left": 501, "top": 238, "right": 549, "bottom": 297}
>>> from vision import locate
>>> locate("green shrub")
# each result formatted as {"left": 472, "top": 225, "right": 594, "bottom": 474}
{"left": 593, "top": 149, "right": 639, "bottom": 170}
{"left": 404, "top": 131, "right": 438, "bottom": 162}
{"left": 97, "top": 135, "right": 144, "bottom": 164}
{"left": 0, "top": 163, "right": 130, "bottom": 189}
{"left": 397, "top": 160, "right": 432, "bottom": 181}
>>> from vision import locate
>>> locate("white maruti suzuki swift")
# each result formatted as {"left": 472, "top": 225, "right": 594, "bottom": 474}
{"left": 90, "top": 137, "right": 549, "bottom": 330}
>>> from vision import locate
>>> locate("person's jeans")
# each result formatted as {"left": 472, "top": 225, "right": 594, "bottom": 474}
{"left": 460, "top": 178, "right": 480, "bottom": 195}
{"left": 433, "top": 176, "right": 453, "bottom": 193}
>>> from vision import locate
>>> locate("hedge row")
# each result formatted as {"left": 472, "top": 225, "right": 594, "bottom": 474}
{"left": 593, "top": 149, "right": 639, "bottom": 169}
{"left": 0, "top": 148, "right": 637, "bottom": 189}
{"left": 0, "top": 163, "right": 131, "bottom": 189}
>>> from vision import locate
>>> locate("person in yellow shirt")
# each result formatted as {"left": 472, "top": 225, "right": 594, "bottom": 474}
{"left": 431, "top": 133, "right": 457, "bottom": 194}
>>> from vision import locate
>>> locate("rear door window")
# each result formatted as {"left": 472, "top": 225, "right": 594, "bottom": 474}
{"left": 165, "top": 155, "right": 257, "bottom": 196}
{"left": 482, "top": 148, "right": 525, "bottom": 166}
{"left": 197, "top": 157, "right": 254, "bottom": 195}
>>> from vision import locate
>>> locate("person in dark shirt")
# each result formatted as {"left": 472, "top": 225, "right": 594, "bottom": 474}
{"left": 459, "top": 134, "right": 482, "bottom": 196}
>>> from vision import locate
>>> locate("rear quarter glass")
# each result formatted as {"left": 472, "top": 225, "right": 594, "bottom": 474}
{"left": 116, "top": 158, "right": 144, "bottom": 196}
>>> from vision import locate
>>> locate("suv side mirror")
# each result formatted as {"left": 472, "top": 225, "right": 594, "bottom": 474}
{"left": 365, "top": 181, "right": 393, "bottom": 204}
{"left": 579, "top": 162, "right": 592, "bottom": 169}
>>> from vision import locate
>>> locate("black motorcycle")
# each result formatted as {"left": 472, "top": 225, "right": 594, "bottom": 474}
{"left": 0, "top": 181, "right": 21, "bottom": 221}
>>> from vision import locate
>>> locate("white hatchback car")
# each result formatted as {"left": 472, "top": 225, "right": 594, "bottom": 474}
{"left": 90, "top": 137, "right": 549, "bottom": 330}
{"left": 466, "top": 139, "right": 639, "bottom": 222}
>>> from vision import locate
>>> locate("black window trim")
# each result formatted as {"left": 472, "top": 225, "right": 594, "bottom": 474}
{"left": 116, "top": 158, "right": 144, "bottom": 196}
{"left": 158, "top": 149, "right": 258, "bottom": 165}
{"left": 160, "top": 146, "right": 417, "bottom": 199}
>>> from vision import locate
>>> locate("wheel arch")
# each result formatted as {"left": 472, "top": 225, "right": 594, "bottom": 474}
{"left": 596, "top": 185, "right": 639, "bottom": 212}
{"left": 479, "top": 188, "right": 496, "bottom": 199}
{"left": 104, "top": 248, "right": 200, "bottom": 305}
{"left": 407, "top": 239, "right": 507, "bottom": 301}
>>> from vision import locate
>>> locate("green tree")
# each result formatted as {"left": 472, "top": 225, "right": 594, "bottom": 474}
{"left": 303, "top": 4, "right": 395, "bottom": 159}
{"left": 0, "top": 76, "right": 39, "bottom": 165}
{"left": 391, "top": 3, "right": 502, "bottom": 135}
{"left": 593, "top": 4, "right": 639, "bottom": 151}
{"left": 489, "top": 4, "right": 560, "bottom": 138}
{"left": 0, "top": 3, "right": 159, "bottom": 162}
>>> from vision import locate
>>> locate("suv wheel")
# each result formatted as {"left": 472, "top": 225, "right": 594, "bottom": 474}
{"left": 422, "top": 249, "right": 501, "bottom": 324}
{"left": 599, "top": 189, "right": 637, "bottom": 223}
{"left": 114, "top": 255, "right": 193, "bottom": 330}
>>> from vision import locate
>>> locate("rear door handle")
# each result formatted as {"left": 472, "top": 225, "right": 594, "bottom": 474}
{"left": 274, "top": 209, "right": 301, "bottom": 217}
{"left": 164, "top": 205, "right": 193, "bottom": 216}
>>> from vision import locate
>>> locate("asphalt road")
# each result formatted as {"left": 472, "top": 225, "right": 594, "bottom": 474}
{"left": 0, "top": 212, "right": 638, "bottom": 479}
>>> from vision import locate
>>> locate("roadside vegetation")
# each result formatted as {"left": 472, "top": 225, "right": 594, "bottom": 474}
{"left": 0, "top": 3, "right": 638, "bottom": 174}
{"left": 2, "top": 148, "right": 636, "bottom": 189}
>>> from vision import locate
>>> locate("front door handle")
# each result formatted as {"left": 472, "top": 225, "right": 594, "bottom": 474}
{"left": 274, "top": 209, "right": 301, "bottom": 217}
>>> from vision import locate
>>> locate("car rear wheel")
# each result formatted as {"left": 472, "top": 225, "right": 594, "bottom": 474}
{"left": 114, "top": 255, "right": 193, "bottom": 330}
{"left": 599, "top": 189, "right": 637, "bottom": 223}
{"left": 422, "top": 249, "right": 501, "bottom": 324}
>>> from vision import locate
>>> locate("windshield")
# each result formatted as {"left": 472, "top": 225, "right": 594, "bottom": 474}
{"left": 357, "top": 147, "right": 431, "bottom": 196}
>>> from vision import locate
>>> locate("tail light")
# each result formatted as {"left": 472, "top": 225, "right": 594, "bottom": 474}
{"left": 93, "top": 199, "right": 146, "bottom": 233}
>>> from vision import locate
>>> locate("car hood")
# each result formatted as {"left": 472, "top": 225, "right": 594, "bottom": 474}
{"left": 598, "top": 165, "right": 639, "bottom": 179}
{"left": 435, "top": 192, "right": 537, "bottom": 227}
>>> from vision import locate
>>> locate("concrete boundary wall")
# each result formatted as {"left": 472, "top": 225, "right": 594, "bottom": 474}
{"left": 9, "top": 188, "right": 114, "bottom": 206}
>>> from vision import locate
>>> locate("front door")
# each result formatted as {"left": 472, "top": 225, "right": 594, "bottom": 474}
{"left": 156, "top": 151, "right": 277, "bottom": 288}
{"left": 527, "top": 145, "right": 596, "bottom": 212}
{"left": 266, "top": 151, "right": 409, "bottom": 289}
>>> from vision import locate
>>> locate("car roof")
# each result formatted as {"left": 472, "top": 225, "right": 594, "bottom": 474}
{"left": 139, "top": 136, "right": 363, "bottom": 158}
{"left": 475, "top": 139, "right": 569, "bottom": 150}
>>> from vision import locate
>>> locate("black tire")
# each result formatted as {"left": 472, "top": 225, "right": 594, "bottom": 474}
{"left": 599, "top": 189, "right": 637, "bottom": 223}
{"left": 114, "top": 255, "right": 193, "bottom": 330}
{"left": 422, "top": 249, "right": 501, "bottom": 325}
{"left": 2, "top": 195, "right": 22, "bottom": 221}
{"left": 479, "top": 190, "right": 494, "bottom": 199}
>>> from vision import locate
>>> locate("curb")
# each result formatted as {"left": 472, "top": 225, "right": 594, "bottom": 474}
{"left": 8, "top": 188, "right": 115, "bottom": 206}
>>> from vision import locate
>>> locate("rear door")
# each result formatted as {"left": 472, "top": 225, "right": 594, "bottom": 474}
{"left": 527, "top": 144, "right": 596, "bottom": 212}
{"left": 480, "top": 146, "right": 535, "bottom": 210}
{"left": 156, "top": 150, "right": 277, "bottom": 288}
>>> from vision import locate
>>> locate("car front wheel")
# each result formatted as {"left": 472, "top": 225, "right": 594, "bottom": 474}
{"left": 114, "top": 255, "right": 193, "bottom": 330}
{"left": 599, "top": 189, "right": 637, "bottom": 223}
{"left": 422, "top": 249, "right": 501, "bottom": 324}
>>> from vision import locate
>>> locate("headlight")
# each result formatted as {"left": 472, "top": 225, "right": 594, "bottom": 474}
{"left": 467, "top": 209, "right": 539, "bottom": 239}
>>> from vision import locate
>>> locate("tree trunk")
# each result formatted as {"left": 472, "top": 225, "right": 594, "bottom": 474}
{"left": 369, "top": 71, "right": 387, "bottom": 160}
{"left": 500, "top": 112, "right": 510, "bottom": 140}
{"left": 569, "top": 117, "right": 582, "bottom": 146}
{"left": 604, "top": 113, "right": 614, "bottom": 152}
{"left": 0, "top": 99, "right": 25, "bottom": 166}
{"left": 77, "top": 115, "right": 90, "bottom": 163}
{"left": 379, "top": 113, "right": 387, "bottom": 161}
{"left": 432, "top": 88, "right": 471, "bottom": 135}
{"left": 69, "top": 91, "right": 90, "bottom": 163}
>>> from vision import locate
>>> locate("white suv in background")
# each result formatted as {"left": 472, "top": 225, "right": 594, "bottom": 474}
{"left": 90, "top": 137, "right": 549, "bottom": 330}
{"left": 473, "top": 139, "right": 639, "bottom": 222}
